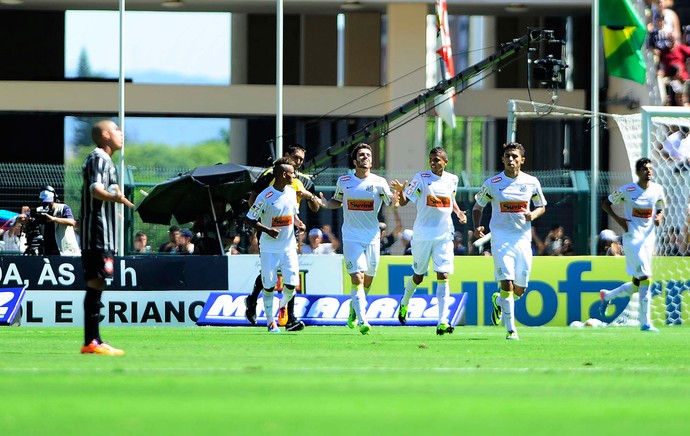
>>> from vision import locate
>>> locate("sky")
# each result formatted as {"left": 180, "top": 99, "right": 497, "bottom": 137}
{"left": 64, "top": 11, "right": 231, "bottom": 146}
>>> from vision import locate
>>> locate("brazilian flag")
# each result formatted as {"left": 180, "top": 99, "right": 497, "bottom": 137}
{"left": 600, "top": 0, "right": 647, "bottom": 84}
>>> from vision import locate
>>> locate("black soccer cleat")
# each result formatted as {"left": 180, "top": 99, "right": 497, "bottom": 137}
{"left": 245, "top": 296, "right": 257, "bottom": 325}
{"left": 285, "top": 319, "right": 305, "bottom": 331}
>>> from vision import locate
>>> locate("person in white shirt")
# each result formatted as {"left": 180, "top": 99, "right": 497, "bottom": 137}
{"left": 300, "top": 225, "right": 339, "bottom": 254}
{"left": 246, "top": 157, "right": 306, "bottom": 333}
{"left": 391, "top": 147, "right": 467, "bottom": 335}
{"left": 599, "top": 158, "right": 665, "bottom": 332}
{"left": 472, "top": 142, "right": 547, "bottom": 340}
{"left": 319, "top": 143, "right": 395, "bottom": 335}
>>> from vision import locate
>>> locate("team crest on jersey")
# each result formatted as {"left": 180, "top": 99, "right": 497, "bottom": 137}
{"left": 366, "top": 185, "right": 374, "bottom": 192}
{"left": 491, "top": 176, "right": 503, "bottom": 183}
{"left": 340, "top": 176, "right": 351, "bottom": 182}
{"left": 519, "top": 184, "right": 527, "bottom": 192}
{"left": 104, "top": 257, "right": 114, "bottom": 275}
{"left": 626, "top": 186, "right": 636, "bottom": 192}
{"left": 249, "top": 201, "right": 264, "bottom": 215}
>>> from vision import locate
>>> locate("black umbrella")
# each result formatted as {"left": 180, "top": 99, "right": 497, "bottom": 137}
{"left": 137, "top": 162, "right": 254, "bottom": 227}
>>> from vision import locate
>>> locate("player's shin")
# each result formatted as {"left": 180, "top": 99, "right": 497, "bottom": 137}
{"left": 436, "top": 280, "right": 449, "bottom": 324}
{"left": 263, "top": 291, "right": 275, "bottom": 325}
{"left": 401, "top": 277, "right": 417, "bottom": 306}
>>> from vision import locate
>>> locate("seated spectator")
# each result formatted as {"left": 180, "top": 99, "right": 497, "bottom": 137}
{"left": 159, "top": 225, "right": 181, "bottom": 253}
{"left": 133, "top": 230, "right": 149, "bottom": 253}
{"left": 401, "top": 229, "right": 413, "bottom": 255}
{"left": 453, "top": 231, "right": 467, "bottom": 255}
{"left": 380, "top": 207, "right": 403, "bottom": 255}
{"left": 180, "top": 228, "right": 195, "bottom": 254}
{"left": 598, "top": 229, "right": 623, "bottom": 256}
{"left": 301, "top": 226, "right": 340, "bottom": 254}
{"left": 544, "top": 224, "right": 565, "bottom": 255}
{"left": 1, "top": 206, "right": 29, "bottom": 253}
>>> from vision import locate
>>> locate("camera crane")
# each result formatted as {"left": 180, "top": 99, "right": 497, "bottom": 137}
{"left": 303, "top": 28, "right": 565, "bottom": 172}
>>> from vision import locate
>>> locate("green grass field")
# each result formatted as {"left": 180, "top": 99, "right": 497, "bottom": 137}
{"left": 2, "top": 325, "right": 690, "bottom": 435}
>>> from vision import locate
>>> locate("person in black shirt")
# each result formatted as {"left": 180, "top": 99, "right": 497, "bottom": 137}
{"left": 244, "top": 144, "right": 321, "bottom": 331}
{"left": 79, "top": 120, "right": 134, "bottom": 356}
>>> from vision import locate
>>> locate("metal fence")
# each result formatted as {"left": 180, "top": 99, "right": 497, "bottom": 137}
{"left": 0, "top": 163, "right": 633, "bottom": 255}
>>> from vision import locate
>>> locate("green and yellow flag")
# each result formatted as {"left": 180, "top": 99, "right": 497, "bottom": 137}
{"left": 599, "top": 0, "right": 647, "bottom": 84}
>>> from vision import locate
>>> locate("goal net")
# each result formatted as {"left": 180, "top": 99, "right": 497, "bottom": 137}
{"left": 509, "top": 101, "right": 690, "bottom": 326}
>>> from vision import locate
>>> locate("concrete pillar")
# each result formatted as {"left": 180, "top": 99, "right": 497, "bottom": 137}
{"left": 385, "top": 3, "right": 428, "bottom": 173}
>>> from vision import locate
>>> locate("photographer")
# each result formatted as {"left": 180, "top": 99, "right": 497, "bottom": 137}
{"left": 37, "top": 187, "right": 81, "bottom": 256}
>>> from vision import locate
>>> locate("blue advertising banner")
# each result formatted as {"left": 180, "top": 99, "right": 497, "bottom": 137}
{"left": 0, "top": 286, "right": 25, "bottom": 326}
{"left": 197, "top": 292, "right": 468, "bottom": 327}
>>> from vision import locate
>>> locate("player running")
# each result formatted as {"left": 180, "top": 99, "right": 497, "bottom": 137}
{"left": 599, "top": 157, "right": 665, "bottom": 332}
{"left": 472, "top": 142, "right": 547, "bottom": 340}
{"left": 391, "top": 147, "right": 466, "bottom": 335}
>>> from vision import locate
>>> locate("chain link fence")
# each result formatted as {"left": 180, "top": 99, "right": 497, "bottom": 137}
{"left": 1, "top": 163, "right": 633, "bottom": 255}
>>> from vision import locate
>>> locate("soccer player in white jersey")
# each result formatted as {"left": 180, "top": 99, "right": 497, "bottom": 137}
{"left": 246, "top": 157, "right": 306, "bottom": 333}
{"left": 319, "top": 143, "right": 395, "bottom": 335}
{"left": 599, "top": 157, "right": 665, "bottom": 332}
{"left": 472, "top": 142, "right": 547, "bottom": 340}
{"left": 391, "top": 147, "right": 467, "bottom": 335}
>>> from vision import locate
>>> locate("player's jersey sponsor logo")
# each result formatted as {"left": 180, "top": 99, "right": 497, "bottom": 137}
{"left": 426, "top": 195, "right": 451, "bottom": 208}
{"left": 491, "top": 176, "right": 503, "bottom": 183}
{"left": 265, "top": 191, "right": 274, "bottom": 198}
{"left": 632, "top": 208, "right": 653, "bottom": 218}
{"left": 340, "top": 176, "right": 351, "bottom": 182}
{"left": 271, "top": 215, "right": 293, "bottom": 227}
{"left": 499, "top": 201, "right": 528, "bottom": 213}
{"left": 626, "top": 186, "right": 636, "bottom": 192}
{"left": 347, "top": 199, "right": 375, "bottom": 211}
{"left": 421, "top": 173, "right": 431, "bottom": 178}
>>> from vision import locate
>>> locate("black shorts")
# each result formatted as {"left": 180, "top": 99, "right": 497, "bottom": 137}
{"left": 82, "top": 249, "right": 115, "bottom": 281}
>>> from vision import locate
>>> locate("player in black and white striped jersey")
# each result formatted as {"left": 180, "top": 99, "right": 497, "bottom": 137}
{"left": 79, "top": 120, "right": 134, "bottom": 356}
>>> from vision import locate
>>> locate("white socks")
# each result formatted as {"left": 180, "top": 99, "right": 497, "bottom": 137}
{"left": 351, "top": 284, "right": 367, "bottom": 324}
{"left": 279, "top": 287, "right": 296, "bottom": 309}
{"left": 436, "top": 280, "right": 449, "bottom": 324}
{"left": 263, "top": 291, "right": 274, "bottom": 325}
{"left": 602, "top": 282, "right": 634, "bottom": 301}
{"left": 638, "top": 281, "right": 651, "bottom": 326}
{"left": 497, "top": 294, "right": 516, "bottom": 332}
{"left": 401, "top": 277, "right": 417, "bottom": 306}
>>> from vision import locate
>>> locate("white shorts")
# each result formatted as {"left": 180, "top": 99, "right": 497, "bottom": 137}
{"left": 260, "top": 250, "right": 299, "bottom": 289}
{"left": 410, "top": 238, "right": 454, "bottom": 276}
{"left": 622, "top": 234, "right": 654, "bottom": 278}
{"left": 343, "top": 240, "right": 380, "bottom": 276}
{"left": 492, "top": 238, "right": 532, "bottom": 287}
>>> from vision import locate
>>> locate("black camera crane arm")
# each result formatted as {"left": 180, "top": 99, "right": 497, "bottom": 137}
{"left": 303, "top": 28, "right": 557, "bottom": 172}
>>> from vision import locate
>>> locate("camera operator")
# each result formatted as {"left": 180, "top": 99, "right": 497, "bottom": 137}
{"left": 37, "top": 187, "right": 81, "bottom": 256}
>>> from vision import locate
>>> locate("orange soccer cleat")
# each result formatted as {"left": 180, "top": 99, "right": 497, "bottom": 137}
{"left": 278, "top": 306, "right": 288, "bottom": 326}
{"left": 80, "top": 340, "right": 125, "bottom": 356}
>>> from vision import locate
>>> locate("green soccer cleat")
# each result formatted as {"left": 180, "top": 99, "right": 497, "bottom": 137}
{"left": 491, "top": 292, "right": 502, "bottom": 326}
{"left": 347, "top": 304, "right": 357, "bottom": 329}
{"left": 436, "top": 322, "right": 454, "bottom": 336}
{"left": 397, "top": 304, "right": 408, "bottom": 325}
{"left": 359, "top": 322, "right": 371, "bottom": 335}
{"left": 506, "top": 330, "right": 519, "bottom": 340}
